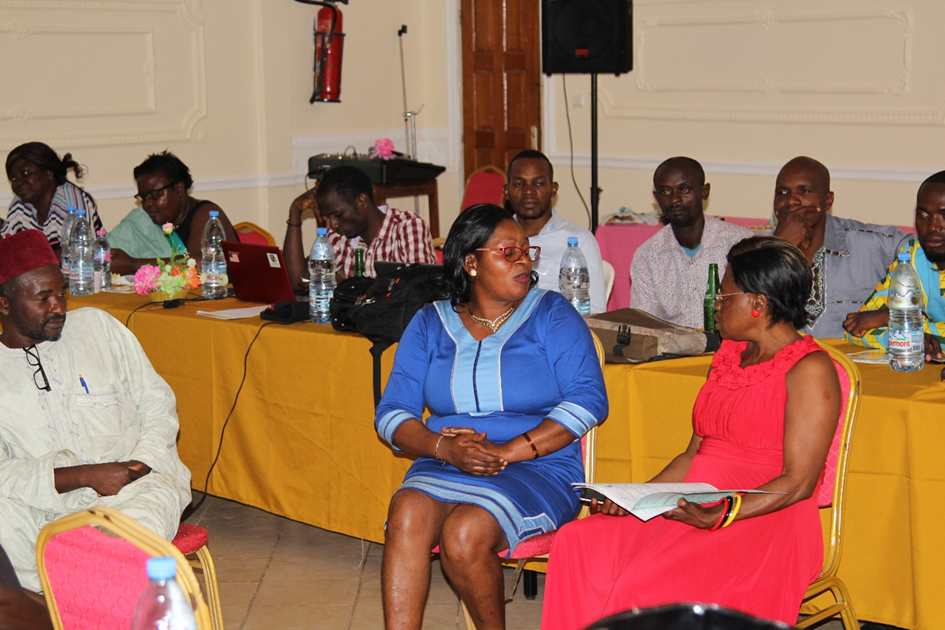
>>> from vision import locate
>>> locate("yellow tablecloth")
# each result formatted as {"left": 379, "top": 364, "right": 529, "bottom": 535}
{"left": 67, "top": 293, "right": 945, "bottom": 629}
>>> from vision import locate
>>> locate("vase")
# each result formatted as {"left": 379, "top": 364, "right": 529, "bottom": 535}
{"left": 147, "top": 288, "right": 191, "bottom": 303}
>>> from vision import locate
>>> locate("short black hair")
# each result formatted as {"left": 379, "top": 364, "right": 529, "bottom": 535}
{"left": 317, "top": 165, "right": 375, "bottom": 205}
{"left": 508, "top": 150, "right": 554, "bottom": 181}
{"left": 443, "top": 203, "right": 515, "bottom": 308}
{"left": 922, "top": 170, "right": 945, "bottom": 186}
{"left": 5, "top": 142, "right": 85, "bottom": 186}
{"left": 653, "top": 156, "right": 705, "bottom": 187}
{"left": 727, "top": 236, "right": 812, "bottom": 330}
{"left": 133, "top": 150, "right": 194, "bottom": 189}
{"left": 0, "top": 275, "right": 22, "bottom": 301}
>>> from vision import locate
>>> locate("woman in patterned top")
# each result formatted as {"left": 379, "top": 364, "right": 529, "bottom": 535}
{"left": 2, "top": 142, "right": 103, "bottom": 256}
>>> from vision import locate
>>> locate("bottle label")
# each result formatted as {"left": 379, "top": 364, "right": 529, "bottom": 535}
{"left": 889, "top": 329, "right": 922, "bottom": 353}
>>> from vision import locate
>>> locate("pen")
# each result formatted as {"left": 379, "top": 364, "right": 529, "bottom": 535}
{"left": 79, "top": 375, "right": 89, "bottom": 394}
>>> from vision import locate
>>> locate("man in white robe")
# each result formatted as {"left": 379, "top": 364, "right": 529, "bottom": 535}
{"left": 0, "top": 229, "right": 192, "bottom": 591}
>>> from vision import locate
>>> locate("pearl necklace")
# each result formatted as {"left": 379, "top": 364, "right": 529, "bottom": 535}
{"left": 468, "top": 304, "right": 516, "bottom": 332}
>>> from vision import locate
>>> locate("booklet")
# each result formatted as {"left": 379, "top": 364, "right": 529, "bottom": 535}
{"left": 573, "top": 482, "right": 775, "bottom": 521}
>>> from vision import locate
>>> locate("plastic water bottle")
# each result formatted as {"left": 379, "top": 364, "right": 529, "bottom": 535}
{"left": 200, "top": 210, "right": 227, "bottom": 300}
{"left": 559, "top": 237, "right": 591, "bottom": 316}
{"left": 888, "top": 252, "right": 925, "bottom": 372}
{"left": 309, "top": 227, "right": 336, "bottom": 324}
{"left": 93, "top": 229, "right": 111, "bottom": 292}
{"left": 69, "top": 209, "right": 94, "bottom": 296}
{"left": 130, "top": 557, "right": 197, "bottom": 630}
{"left": 60, "top": 205, "right": 77, "bottom": 275}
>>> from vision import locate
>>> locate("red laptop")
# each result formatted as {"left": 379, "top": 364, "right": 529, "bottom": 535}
{"left": 221, "top": 241, "right": 296, "bottom": 304}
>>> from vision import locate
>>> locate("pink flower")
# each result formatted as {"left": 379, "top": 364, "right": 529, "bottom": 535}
{"left": 374, "top": 138, "right": 395, "bottom": 159}
{"left": 162, "top": 223, "right": 174, "bottom": 235}
{"left": 133, "top": 265, "right": 161, "bottom": 295}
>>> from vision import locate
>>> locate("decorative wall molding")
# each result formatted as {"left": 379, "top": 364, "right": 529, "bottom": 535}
{"left": 0, "top": 0, "right": 207, "bottom": 149}
{"left": 546, "top": 152, "right": 934, "bottom": 184}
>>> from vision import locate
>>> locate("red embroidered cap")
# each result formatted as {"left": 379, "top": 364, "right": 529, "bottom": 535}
{"left": 0, "top": 230, "right": 59, "bottom": 286}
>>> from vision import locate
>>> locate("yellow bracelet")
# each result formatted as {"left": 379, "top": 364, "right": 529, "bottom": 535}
{"left": 721, "top": 493, "right": 742, "bottom": 528}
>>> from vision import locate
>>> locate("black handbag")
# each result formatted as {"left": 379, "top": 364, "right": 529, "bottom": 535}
{"left": 329, "top": 264, "right": 449, "bottom": 405}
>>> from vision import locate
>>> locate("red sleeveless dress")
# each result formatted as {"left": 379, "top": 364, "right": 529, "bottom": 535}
{"left": 541, "top": 337, "right": 826, "bottom": 629}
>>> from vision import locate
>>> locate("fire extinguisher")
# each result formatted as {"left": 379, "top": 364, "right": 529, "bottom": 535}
{"left": 294, "top": 0, "right": 348, "bottom": 103}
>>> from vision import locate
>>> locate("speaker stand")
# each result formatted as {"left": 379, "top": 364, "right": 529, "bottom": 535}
{"left": 591, "top": 73, "right": 601, "bottom": 233}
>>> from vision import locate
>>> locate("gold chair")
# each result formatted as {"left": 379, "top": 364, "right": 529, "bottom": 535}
{"left": 459, "top": 330, "right": 605, "bottom": 629}
{"left": 233, "top": 221, "right": 276, "bottom": 246}
{"left": 36, "top": 506, "right": 214, "bottom": 630}
{"left": 796, "top": 341, "right": 861, "bottom": 630}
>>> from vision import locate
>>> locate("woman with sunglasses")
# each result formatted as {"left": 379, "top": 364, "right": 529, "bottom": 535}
{"left": 110, "top": 151, "right": 238, "bottom": 274}
{"left": 2, "top": 142, "right": 103, "bottom": 256}
{"left": 542, "top": 236, "right": 843, "bottom": 629}
{"left": 376, "top": 204, "right": 608, "bottom": 630}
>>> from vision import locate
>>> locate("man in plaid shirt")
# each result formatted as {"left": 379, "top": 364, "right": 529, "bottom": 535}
{"left": 283, "top": 166, "right": 437, "bottom": 286}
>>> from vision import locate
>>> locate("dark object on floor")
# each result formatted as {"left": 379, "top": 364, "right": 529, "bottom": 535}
{"left": 583, "top": 603, "right": 790, "bottom": 630}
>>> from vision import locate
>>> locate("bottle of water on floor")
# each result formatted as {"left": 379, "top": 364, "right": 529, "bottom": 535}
{"left": 309, "top": 227, "right": 336, "bottom": 324}
{"left": 201, "top": 210, "right": 228, "bottom": 300}
{"left": 559, "top": 237, "right": 590, "bottom": 316}
{"left": 888, "top": 252, "right": 925, "bottom": 372}
{"left": 69, "top": 209, "right": 94, "bottom": 295}
{"left": 130, "top": 557, "right": 197, "bottom": 630}
{"left": 94, "top": 229, "right": 112, "bottom": 291}
{"left": 60, "top": 205, "right": 77, "bottom": 276}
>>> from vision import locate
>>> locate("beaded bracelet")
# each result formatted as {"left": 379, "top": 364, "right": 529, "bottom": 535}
{"left": 522, "top": 432, "right": 540, "bottom": 459}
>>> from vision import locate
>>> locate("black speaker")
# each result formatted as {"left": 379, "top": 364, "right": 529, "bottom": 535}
{"left": 542, "top": 0, "right": 633, "bottom": 75}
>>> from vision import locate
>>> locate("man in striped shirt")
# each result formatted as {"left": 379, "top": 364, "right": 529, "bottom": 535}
{"left": 844, "top": 171, "right": 945, "bottom": 361}
{"left": 283, "top": 166, "right": 436, "bottom": 287}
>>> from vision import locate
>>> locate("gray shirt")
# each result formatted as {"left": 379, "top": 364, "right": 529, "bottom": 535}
{"left": 805, "top": 214, "right": 911, "bottom": 339}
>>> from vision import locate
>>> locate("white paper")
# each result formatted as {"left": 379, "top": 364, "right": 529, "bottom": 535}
{"left": 196, "top": 306, "right": 268, "bottom": 320}
{"left": 846, "top": 349, "right": 890, "bottom": 365}
{"left": 574, "top": 482, "right": 773, "bottom": 521}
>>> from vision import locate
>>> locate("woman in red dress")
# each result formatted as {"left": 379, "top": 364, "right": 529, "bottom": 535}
{"left": 542, "top": 236, "right": 842, "bottom": 629}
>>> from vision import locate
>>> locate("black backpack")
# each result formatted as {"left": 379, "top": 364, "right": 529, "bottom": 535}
{"left": 329, "top": 264, "right": 449, "bottom": 405}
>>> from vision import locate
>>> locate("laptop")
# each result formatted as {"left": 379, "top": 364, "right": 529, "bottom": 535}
{"left": 221, "top": 241, "right": 297, "bottom": 304}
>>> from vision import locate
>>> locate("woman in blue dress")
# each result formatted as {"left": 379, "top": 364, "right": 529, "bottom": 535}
{"left": 376, "top": 204, "right": 608, "bottom": 630}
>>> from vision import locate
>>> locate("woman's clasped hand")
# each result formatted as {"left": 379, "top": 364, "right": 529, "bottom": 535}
{"left": 437, "top": 427, "right": 508, "bottom": 475}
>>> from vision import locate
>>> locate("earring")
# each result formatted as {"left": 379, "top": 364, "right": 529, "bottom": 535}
{"left": 469, "top": 269, "right": 477, "bottom": 277}
{"left": 751, "top": 309, "right": 761, "bottom": 318}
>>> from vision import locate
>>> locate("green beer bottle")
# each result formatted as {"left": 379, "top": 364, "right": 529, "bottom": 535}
{"left": 353, "top": 249, "right": 366, "bottom": 278}
{"left": 704, "top": 263, "right": 720, "bottom": 333}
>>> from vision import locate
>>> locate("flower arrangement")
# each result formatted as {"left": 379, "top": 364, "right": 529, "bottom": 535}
{"left": 133, "top": 223, "right": 201, "bottom": 298}
{"left": 370, "top": 138, "right": 395, "bottom": 160}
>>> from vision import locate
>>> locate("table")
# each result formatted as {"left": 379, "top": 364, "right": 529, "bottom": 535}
{"left": 595, "top": 218, "right": 767, "bottom": 311}
{"left": 373, "top": 180, "right": 441, "bottom": 239}
{"left": 67, "top": 293, "right": 945, "bottom": 629}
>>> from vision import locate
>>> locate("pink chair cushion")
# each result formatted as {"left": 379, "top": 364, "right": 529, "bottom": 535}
{"left": 171, "top": 524, "right": 208, "bottom": 554}
{"left": 44, "top": 526, "right": 151, "bottom": 630}
{"left": 461, "top": 170, "right": 506, "bottom": 211}
{"left": 817, "top": 358, "right": 851, "bottom": 508}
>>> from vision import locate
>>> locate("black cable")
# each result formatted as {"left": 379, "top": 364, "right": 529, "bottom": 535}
{"left": 184, "top": 320, "right": 283, "bottom": 518}
{"left": 562, "top": 75, "right": 592, "bottom": 230}
{"left": 124, "top": 302, "right": 155, "bottom": 327}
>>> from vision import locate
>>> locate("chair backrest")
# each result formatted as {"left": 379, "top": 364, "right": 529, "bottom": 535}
{"left": 601, "top": 260, "right": 615, "bottom": 306}
{"left": 36, "top": 506, "right": 211, "bottom": 630}
{"left": 233, "top": 221, "right": 276, "bottom": 246}
{"left": 813, "top": 341, "right": 861, "bottom": 580}
{"left": 461, "top": 166, "right": 507, "bottom": 211}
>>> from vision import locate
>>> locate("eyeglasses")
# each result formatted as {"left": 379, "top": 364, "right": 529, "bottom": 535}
{"left": 713, "top": 291, "right": 749, "bottom": 304}
{"left": 134, "top": 182, "right": 177, "bottom": 203}
{"left": 24, "top": 345, "right": 51, "bottom": 392}
{"left": 476, "top": 246, "right": 541, "bottom": 262}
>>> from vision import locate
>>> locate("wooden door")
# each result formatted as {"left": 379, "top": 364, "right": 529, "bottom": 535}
{"left": 461, "top": 0, "right": 542, "bottom": 180}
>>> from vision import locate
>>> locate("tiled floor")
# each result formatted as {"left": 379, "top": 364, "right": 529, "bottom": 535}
{"left": 183, "top": 494, "right": 544, "bottom": 630}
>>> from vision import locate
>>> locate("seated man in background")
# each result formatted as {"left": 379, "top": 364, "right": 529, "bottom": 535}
{"left": 110, "top": 151, "right": 239, "bottom": 274}
{"left": 0, "top": 543, "right": 52, "bottom": 630}
{"left": 630, "top": 156, "right": 752, "bottom": 328}
{"left": 844, "top": 171, "right": 945, "bottom": 361}
{"left": 773, "top": 156, "right": 911, "bottom": 338}
{"left": 507, "top": 150, "right": 607, "bottom": 314}
{"left": 283, "top": 165, "right": 437, "bottom": 287}
{"left": 0, "top": 230, "right": 192, "bottom": 591}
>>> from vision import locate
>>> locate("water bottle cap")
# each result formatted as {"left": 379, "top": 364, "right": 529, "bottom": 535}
{"left": 75, "top": 209, "right": 87, "bottom": 217}
{"left": 146, "top": 556, "right": 177, "bottom": 580}
{"left": 96, "top": 230, "right": 106, "bottom": 237}
{"left": 66, "top": 206, "right": 76, "bottom": 213}
{"left": 317, "top": 227, "right": 328, "bottom": 236}
{"left": 209, "top": 210, "right": 219, "bottom": 218}
{"left": 567, "top": 237, "right": 579, "bottom": 246}
{"left": 898, "top": 252, "right": 910, "bottom": 262}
